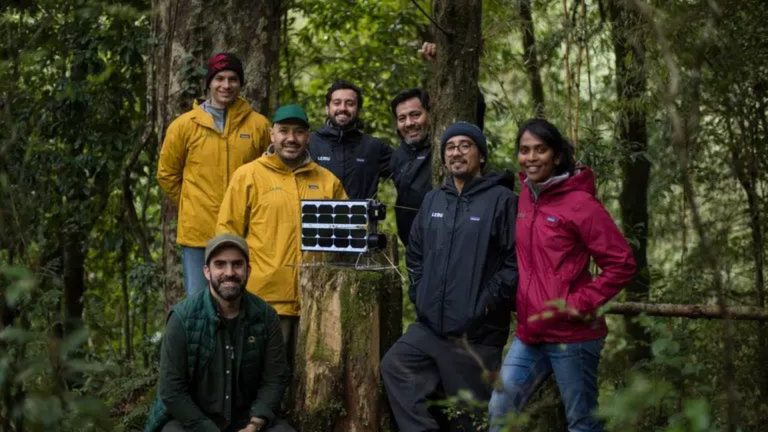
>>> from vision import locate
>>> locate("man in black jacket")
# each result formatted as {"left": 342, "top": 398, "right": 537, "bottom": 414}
{"left": 381, "top": 122, "right": 518, "bottom": 432}
{"left": 389, "top": 88, "right": 433, "bottom": 247}
{"left": 309, "top": 80, "right": 392, "bottom": 199}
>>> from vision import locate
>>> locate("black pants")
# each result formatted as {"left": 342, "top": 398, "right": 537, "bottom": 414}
{"left": 161, "top": 417, "right": 295, "bottom": 432}
{"left": 381, "top": 322, "right": 502, "bottom": 432}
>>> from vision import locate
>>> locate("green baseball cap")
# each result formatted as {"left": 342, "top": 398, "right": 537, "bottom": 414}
{"left": 272, "top": 104, "right": 310, "bottom": 128}
{"left": 205, "top": 233, "right": 249, "bottom": 264}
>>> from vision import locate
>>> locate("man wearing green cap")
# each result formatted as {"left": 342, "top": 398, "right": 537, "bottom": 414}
{"left": 217, "top": 104, "right": 346, "bottom": 360}
{"left": 145, "top": 233, "right": 295, "bottom": 432}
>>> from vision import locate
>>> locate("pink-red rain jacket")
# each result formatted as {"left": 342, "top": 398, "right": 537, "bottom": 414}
{"left": 515, "top": 168, "right": 636, "bottom": 344}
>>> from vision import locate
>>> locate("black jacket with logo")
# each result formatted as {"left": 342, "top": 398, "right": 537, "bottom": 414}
{"left": 389, "top": 138, "right": 433, "bottom": 246}
{"left": 309, "top": 122, "right": 392, "bottom": 199}
{"left": 406, "top": 174, "right": 518, "bottom": 346}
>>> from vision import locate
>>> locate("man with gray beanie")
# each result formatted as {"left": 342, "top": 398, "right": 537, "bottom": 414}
{"left": 145, "top": 233, "right": 296, "bottom": 432}
{"left": 381, "top": 121, "right": 518, "bottom": 432}
{"left": 157, "top": 53, "right": 271, "bottom": 296}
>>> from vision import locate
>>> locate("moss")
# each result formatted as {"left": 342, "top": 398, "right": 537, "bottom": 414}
{"left": 295, "top": 398, "right": 346, "bottom": 432}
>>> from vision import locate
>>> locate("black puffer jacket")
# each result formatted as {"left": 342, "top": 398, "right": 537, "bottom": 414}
{"left": 389, "top": 138, "right": 433, "bottom": 246}
{"left": 309, "top": 122, "right": 392, "bottom": 199}
{"left": 406, "top": 173, "right": 518, "bottom": 346}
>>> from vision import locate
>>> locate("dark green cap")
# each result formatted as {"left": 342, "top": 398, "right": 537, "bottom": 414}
{"left": 272, "top": 104, "right": 310, "bottom": 128}
{"left": 205, "top": 233, "right": 249, "bottom": 264}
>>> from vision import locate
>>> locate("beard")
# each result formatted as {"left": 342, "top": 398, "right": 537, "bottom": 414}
{"left": 328, "top": 110, "right": 355, "bottom": 128}
{"left": 210, "top": 274, "right": 245, "bottom": 301}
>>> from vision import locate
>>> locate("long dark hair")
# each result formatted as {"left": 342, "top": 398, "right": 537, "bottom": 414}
{"left": 515, "top": 118, "right": 576, "bottom": 176}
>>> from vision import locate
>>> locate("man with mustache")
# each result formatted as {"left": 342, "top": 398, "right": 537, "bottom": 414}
{"left": 216, "top": 104, "right": 346, "bottom": 363}
{"left": 381, "top": 122, "right": 518, "bottom": 432}
{"left": 157, "top": 53, "right": 270, "bottom": 296}
{"left": 309, "top": 80, "right": 392, "bottom": 199}
{"left": 145, "top": 233, "right": 296, "bottom": 432}
{"left": 388, "top": 88, "right": 433, "bottom": 246}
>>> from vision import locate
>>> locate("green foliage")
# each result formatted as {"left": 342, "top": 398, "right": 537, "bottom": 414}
{"left": 1, "top": 264, "right": 113, "bottom": 430}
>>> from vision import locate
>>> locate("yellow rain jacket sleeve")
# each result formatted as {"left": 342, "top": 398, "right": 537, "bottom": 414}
{"left": 217, "top": 152, "right": 347, "bottom": 316}
{"left": 157, "top": 98, "right": 270, "bottom": 247}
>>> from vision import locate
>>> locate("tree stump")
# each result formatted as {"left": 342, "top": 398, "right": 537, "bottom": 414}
{"left": 291, "top": 248, "right": 402, "bottom": 432}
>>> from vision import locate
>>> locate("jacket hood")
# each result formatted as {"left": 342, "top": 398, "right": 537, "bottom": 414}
{"left": 191, "top": 97, "right": 254, "bottom": 130}
{"left": 399, "top": 135, "right": 432, "bottom": 151}
{"left": 519, "top": 166, "right": 597, "bottom": 198}
{"left": 442, "top": 172, "right": 510, "bottom": 197}
{"left": 260, "top": 146, "right": 314, "bottom": 173}
{"left": 315, "top": 119, "right": 363, "bottom": 139}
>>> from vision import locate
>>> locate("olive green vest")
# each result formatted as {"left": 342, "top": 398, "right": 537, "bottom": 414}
{"left": 144, "top": 290, "right": 270, "bottom": 432}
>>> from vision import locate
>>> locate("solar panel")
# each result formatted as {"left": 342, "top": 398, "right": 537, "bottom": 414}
{"left": 300, "top": 199, "right": 387, "bottom": 253}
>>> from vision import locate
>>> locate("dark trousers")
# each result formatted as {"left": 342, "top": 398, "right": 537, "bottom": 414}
{"left": 161, "top": 417, "right": 296, "bottom": 432}
{"left": 381, "top": 322, "right": 502, "bottom": 432}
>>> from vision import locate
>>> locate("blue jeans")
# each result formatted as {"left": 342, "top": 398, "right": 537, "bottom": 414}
{"left": 488, "top": 337, "right": 604, "bottom": 432}
{"left": 181, "top": 246, "right": 207, "bottom": 295}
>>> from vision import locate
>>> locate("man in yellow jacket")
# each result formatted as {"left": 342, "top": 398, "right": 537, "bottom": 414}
{"left": 157, "top": 53, "right": 270, "bottom": 295}
{"left": 217, "top": 104, "right": 346, "bottom": 358}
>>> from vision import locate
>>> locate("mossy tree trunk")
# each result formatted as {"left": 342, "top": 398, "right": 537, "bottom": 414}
{"left": 149, "top": 0, "right": 282, "bottom": 310}
{"left": 426, "top": 0, "right": 482, "bottom": 184}
{"left": 292, "top": 250, "right": 402, "bottom": 432}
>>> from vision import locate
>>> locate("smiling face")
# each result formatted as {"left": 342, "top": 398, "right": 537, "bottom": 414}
{"left": 444, "top": 135, "right": 483, "bottom": 180}
{"left": 326, "top": 89, "right": 359, "bottom": 127}
{"left": 208, "top": 70, "right": 241, "bottom": 108}
{"left": 517, "top": 130, "right": 560, "bottom": 183}
{"left": 271, "top": 121, "right": 310, "bottom": 167}
{"left": 395, "top": 97, "right": 429, "bottom": 145}
{"left": 204, "top": 246, "right": 249, "bottom": 302}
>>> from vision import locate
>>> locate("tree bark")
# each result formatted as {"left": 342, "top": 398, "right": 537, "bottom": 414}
{"left": 292, "top": 250, "right": 402, "bottom": 432}
{"left": 149, "top": 0, "right": 282, "bottom": 310}
{"left": 607, "top": 0, "right": 652, "bottom": 365}
{"left": 518, "top": 0, "right": 545, "bottom": 117}
{"left": 427, "top": 0, "right": 482, "bottom": 184}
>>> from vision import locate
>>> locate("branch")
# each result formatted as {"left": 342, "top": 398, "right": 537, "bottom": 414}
{"left": 606, "top": 301, "right": 768, "bottom": 321}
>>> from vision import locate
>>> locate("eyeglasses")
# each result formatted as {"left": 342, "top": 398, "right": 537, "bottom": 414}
{"left": 444, "top": 142, "right": 474, "bottom": 154}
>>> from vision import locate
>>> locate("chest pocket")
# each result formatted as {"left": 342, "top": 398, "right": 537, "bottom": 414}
{"left": 240, "top": 330, "right": 266, "bottom": 389}
{"left": 537, "top": 214, "right": 576, "bottom": 269}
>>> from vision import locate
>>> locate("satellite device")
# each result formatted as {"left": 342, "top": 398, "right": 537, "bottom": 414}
{"left": 300, "top": 199, "right": 388, "bottom": 254}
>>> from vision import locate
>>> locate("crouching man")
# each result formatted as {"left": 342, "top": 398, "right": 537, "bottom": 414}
{"left": 145, "top": 234, "right": 295, "bottom": 432}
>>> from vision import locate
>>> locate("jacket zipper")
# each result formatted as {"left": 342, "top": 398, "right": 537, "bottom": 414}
{"left": 525, "top": 194, "right": 538, "bottom": 327}
{"left": 439, "top": 194, "right": 461, "bottom": 333}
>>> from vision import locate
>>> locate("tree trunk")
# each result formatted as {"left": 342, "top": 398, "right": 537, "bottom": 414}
{"left": 518, "top": 0, "right": 546, "bottom": 117}
{"left": 292, "top": 250, "right": 402, "bottom": 432}
{"left": 607, "top": 0, "right": 652, "bottom": 365}
{"left": 427, "top": 0, "right": 482, "bottom": 183}
{"left": 149, "top": 0, "right": 282, "bottom": 310}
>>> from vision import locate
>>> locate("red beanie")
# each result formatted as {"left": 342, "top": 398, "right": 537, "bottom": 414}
{"left": 206, "top": 53, "right": 244, "bottom": 89}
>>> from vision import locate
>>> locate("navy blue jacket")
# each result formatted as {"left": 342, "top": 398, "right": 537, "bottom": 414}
{"left": 389, "top": 138, "right": 433, "bottom": 246}
{"left": 309, "top": 122, "right": 392, "bottom": 199}
{"left": 406, "top": 174, "right": 518, "bottom": 346}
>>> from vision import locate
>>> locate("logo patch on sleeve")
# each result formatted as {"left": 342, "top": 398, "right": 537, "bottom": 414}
{"left": 239, "top": 133, "right": 251, "bottom": 139}
{"left": 318, "top": 156, "right": 331, "bottom": 161}
{"left": 431, "top": 212, "right": 444, "bottom": 218}
{"left": 470, "top": 216, "right": 481, "bottom": 222}
{"left": 545, "top": 215, "right": 558, "bottom": 223}
{"left": 308, "top": 184, "right": 319, "bottom": 190}
{"left": 356, "top": 158, "right": 366, "bottom": 163}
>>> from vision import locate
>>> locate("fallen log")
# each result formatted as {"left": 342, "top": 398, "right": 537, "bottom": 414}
{"left": 606, "top": 301, "right": 768, "bottom": 321}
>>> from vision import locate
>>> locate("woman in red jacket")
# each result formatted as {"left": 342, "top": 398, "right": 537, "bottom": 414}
{"left": 488, "top": 119, "right": 636, "bottom": 432}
